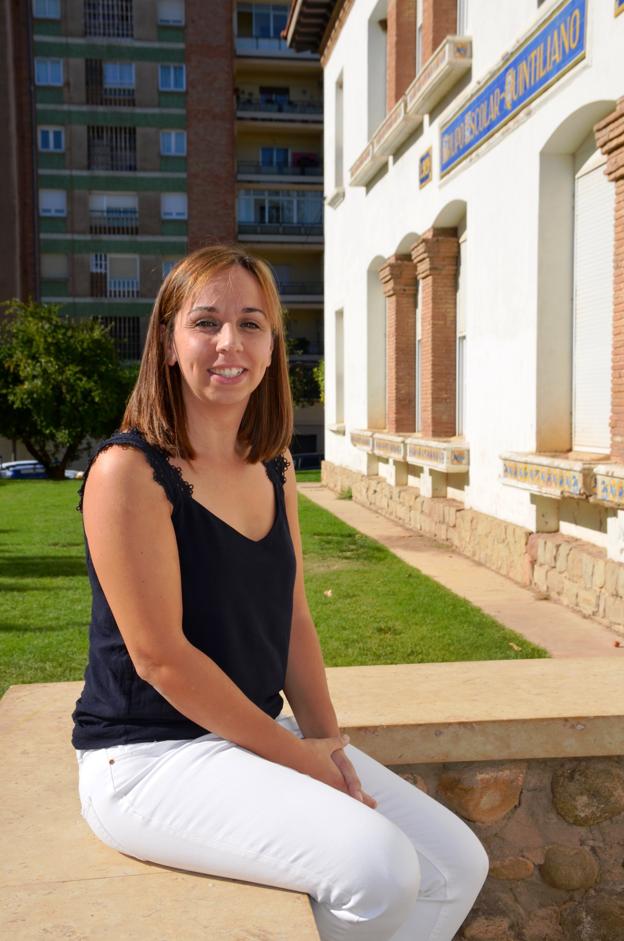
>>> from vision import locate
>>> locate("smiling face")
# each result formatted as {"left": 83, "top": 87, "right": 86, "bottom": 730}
{"left": 166, "top": 265, "right": 274, "bottom": 412}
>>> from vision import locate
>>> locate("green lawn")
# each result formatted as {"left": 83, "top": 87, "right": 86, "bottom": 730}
{"left": 0, "top": 479, "right": 546, "bottom": 695}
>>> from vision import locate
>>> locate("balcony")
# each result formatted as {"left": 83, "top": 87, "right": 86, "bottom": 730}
{"left": 89, "top": 210, "right": 139, "bottom": 235}
{"left": 235, "top": 35, "right": 318, "bottom": 59}
{"left": 236, "top": 97, "right": 323, "bottom": 123}
{"left": 237, "top": 222, "right": 323, "bottom": 241}
{"left": 279, "top": 281, "right": 324, "bottom": 302}
{"left": 236, "top": 160, "right": 323, "bottom": 181}
{"left": 349, "top": 36, "right": 472, "bottom": 187}
{"left": 87, "top": 127, "right": 137, "bottom": 172}
{"left": 90, "top": 274, "right": 140, "bottom": 298}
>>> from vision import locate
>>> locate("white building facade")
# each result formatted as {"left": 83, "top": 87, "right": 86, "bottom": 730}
{"left": 286, "top": 0, "right": 624, "bottom": 627}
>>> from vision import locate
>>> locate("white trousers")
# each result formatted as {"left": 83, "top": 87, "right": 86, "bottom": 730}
{"left": 76, "top": 716, "right": 488, "bottom": 941}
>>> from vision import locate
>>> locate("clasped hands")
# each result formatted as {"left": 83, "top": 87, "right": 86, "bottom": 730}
{"left": 299, "top": 733, "right": 377, "bottom": 809}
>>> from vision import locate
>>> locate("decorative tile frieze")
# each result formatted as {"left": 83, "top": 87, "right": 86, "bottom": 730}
{"left": 500, "top": 452, "right": 596, "bottom": 498}
{"left": 591, "top": 464, "right": 624, "bottom": 507}
{"left": 350, "top": 429, "right": 374, "bottom": 452}
{"left": 406, "top": 437, "right": 470, "bottom": 472}
{"left": 373, "top": 433, "right": 407, "bottom": 461}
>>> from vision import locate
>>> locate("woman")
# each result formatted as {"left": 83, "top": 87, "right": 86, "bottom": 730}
{"left": 73, "top": 245, "right": 488, "bottom": 941}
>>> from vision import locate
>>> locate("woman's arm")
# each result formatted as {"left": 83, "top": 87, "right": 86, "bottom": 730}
{"left": 82, "top": 447, "right": 348, "bottom": 790}
{"left": 281, "top": 456, "right": 376, "bottom": 808}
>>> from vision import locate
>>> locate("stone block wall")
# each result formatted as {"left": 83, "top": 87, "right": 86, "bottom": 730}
{"left": 393, "top": 757, "right": 624, "bottom": 941}
{"left": 321, "top": 461, "right": 624, "bottom": 636}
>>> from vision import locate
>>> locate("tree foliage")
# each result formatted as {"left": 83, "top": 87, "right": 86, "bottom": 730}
{"left": 286, "top": 336, "right": 322, "bottom": 407}
{"left": 0, "top": 299, "right": 136, "bottom": 478}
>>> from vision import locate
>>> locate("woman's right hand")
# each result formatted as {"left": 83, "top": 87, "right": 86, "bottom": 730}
{"left": 297, "top": 735, "right": 376, "bottom": 808}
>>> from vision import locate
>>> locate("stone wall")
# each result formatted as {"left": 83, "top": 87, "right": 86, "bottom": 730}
{"left": 392, "top": 756, "right": 624, "bottom": 941}
{"left": 321, "top": 461, "right": 624, "bottom": 636}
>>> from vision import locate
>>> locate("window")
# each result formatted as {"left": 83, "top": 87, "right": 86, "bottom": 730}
{"left": 335, "top": 309, "right": 344, "bottom": 425}
{"left": 259, "top": 85, "right": 289, "bottom": 106}
{"left": 97, "top": 316, "right": 142, "bottom": 360}
{"left": 162, "top": 259, "right": 180, "bottom": 278}
{"left": 160, "top": 130, "right": 187, "bottom": 156}
{"left": 38, "top": 127, "right": 65, "bottom": 152}
{"left": 237, "top": 189, "right": 322, "bottom": 227}
{"left": 260, "top": 147, "right": 288, "bottom": 167}
{"left": 84, "top": 0, "right": 133, "bottom": 38}
{"left": 237, "top": 3, "right": 287, "bottom": 39}
{"left": 87, "top": 125, "right": 136, "bottom": 171}
{"left": 39, "top": 189, "right": 67, "bottom": 216}
{"left": 161, "top": 193, "right": 188, "bottom": 219}
{"left": 159, "top": 64, "right": 185, "bottom": 91}
{"left": 33, "top": 0, "right": 61, "bottom": 18}
{"left": 103, "top": 62, "right": 135, "bottom": 88}
{"left": 457, "top": 0, "right": 468, "bottom": 35}
{"left": 40, "top": 254, "right": 68, "bottom": 279}
{"left": 415, "top": 0, "right": 423, "bottom": 74}
{"left": 89, "top": 192, "right": 138, "bottom": 233}
{"left": 334, "top": 73, "right": 344, "bottom": 189}
{"left": 35, "top": 58, "right": 63, "bottom": 86}
{"left": 91, "top": 254, "right": 140, "bottom": 298}
{"left": 158, "top": 0, "right": 184, "bottom": 25}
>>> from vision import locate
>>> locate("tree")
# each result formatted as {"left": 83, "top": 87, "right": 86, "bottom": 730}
{"left": 287, "top": 336, "right": 322, "bottom": 407}
{"left": 0, "top": 299, "right": 136, "bottom": 479}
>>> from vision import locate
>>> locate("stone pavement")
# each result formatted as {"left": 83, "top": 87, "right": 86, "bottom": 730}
{"left": 298, "top": 483, "right": 623, "bottom": 658}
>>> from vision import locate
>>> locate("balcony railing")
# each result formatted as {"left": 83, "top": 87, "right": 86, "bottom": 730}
{"left": 238, "top": 222, "right": 323, "bottom": 237}
{"left": 237, "top": 160, "right": 323, "bottom": 178}
{"left": 279, "top": 281, "right": 323, "bottom": 296}
{"left": 236, "top": 98, "right": 323, "bottom": 118}
{"left": 89, "top": 210, "right": 139, "bottom": 235}
{"left": 235, "top": 36, "right": 318, "bottom": 58}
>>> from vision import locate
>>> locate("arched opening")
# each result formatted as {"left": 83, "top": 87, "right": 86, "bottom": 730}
{"left": 367, "top": 255, "right": 388, "bottom": 429}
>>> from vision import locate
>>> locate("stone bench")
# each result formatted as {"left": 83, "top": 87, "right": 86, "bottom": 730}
{"left": 2, "top": 658, "right": 623, "bottom": 940}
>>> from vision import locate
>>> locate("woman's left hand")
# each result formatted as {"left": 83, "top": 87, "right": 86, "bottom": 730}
{"left": 331, "top": 736, "right": 377, "bottom": 809}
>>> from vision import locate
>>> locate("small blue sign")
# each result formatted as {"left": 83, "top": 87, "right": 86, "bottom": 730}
{"left": 440, "top": 0, "right": 587, "bottom": 177}
{"left": 419, "top": 148, "right": 432, "bottom": 188}
{"left": 616, "top": 0, "right": 624, "bottom": 17}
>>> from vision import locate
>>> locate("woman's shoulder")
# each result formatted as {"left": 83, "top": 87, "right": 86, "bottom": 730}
{"left": 266, "top": 449, "right": 292, "bottom": 487}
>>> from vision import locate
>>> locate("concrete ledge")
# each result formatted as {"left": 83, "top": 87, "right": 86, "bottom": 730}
{"left": 3, "top": 658, "right": 623, "bottom": 938}
{"left": 0, "top": 682, "right": 320, "bottom": 940}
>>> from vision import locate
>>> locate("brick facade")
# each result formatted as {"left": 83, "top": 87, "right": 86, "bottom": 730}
{"left": 0, "top": 0, "right": 37, "bottom": 302}
{"left": 379, "top": 255, "right": 418, "bottom": 433}
{"left": 595, "top": 98, "right": 624, "bottom": 461}
{"left": 411, "top": 229, "right": 459, "bottom": 438}
{"left": 185, "top": 0, "right": 236, "bottom": 249}
{"left": 422, "top": 0, "right": 457, "bottom": 62}
{"left": 386, "top": 0, "right": 416, "bottom": 111}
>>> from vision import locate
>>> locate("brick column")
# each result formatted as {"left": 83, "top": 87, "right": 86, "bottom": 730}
{"left": 595, "top": 99, "right": 624, "bottom": 461}
{"left": 411, "top": 229, "right": 459, "bottom": 438}
{"left": 378, "top": 255, "right": 418, "bottom": 433}
{"left": 386, "top": 0, "right": 416, "bottom": 111}
{"left": 186, "top": 0, "right": 236, "bottom": 248}
{"left": 422, "top": 0, "right": 457, "bottom": 61}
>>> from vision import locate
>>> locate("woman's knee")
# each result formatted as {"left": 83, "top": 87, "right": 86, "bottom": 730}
{"left": 336, "top": 817, "right": 421, "bottom": 929}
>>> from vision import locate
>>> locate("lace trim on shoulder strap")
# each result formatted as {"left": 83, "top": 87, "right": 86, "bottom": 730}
{"left": 76, "top": 429, "right": 191, "bottom": 511}
{"left": 271, "top": 454, "right": 291, "bottom": 486}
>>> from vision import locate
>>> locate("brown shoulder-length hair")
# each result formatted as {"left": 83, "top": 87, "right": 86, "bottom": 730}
{"left": 121, "top": 244, "right": 293, "bottom": 463}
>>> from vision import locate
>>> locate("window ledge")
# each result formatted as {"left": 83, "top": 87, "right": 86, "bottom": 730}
{"left": 350, "top": 430, "right": 469, "bottom": 472}
{"left": 326, "top": 186, "right": 345, "bottom": 208}
{"left": 500, "top": 451, "right": 610, "bottom": 500}
{"left": 348, "top": 35, "right": 472, "bottom": 188}
{"left": 329, "top": 422, "right": 345, "bottom": 435}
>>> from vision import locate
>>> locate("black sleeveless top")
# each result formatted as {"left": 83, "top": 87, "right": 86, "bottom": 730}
{"left": 71, "top": 429, "right": 296, "bottom": 749}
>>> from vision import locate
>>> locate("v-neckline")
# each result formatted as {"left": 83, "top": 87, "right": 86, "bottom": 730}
{"left": 170, "top": 459, "right": 279, "bottom": 545}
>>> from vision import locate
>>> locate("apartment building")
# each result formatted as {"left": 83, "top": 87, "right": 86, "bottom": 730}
{"left": 286, "top": 0, "right": 624, "bottom": 627}
{"left": 0, "top": 0, "right": 324, "bottom": 460}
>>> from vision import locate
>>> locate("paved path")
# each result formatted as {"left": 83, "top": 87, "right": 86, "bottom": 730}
{"left": 298, "top": 483, "right": 623, "bottom": 659}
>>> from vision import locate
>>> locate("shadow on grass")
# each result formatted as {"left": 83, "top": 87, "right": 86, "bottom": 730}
{"left": 0, "top": 556, "right": 87, "bottom": 578}
{"left": 0, "top": 622, "right": 82, "bottom": 633}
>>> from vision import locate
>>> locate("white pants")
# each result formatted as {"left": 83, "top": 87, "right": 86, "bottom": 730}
{"left": 76, "top": 716, "right": 488, "bottom": 941}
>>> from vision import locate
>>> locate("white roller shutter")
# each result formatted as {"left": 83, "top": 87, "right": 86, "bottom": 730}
{"left": 572, "top": 152, "right": 614, "bottom": 452}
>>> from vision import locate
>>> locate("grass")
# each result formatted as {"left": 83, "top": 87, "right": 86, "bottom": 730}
{"left": 0, "top": 480, "right": 546, "bottom": 695}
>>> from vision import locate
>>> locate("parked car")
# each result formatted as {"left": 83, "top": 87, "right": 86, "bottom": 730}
{"left": 0, "top": 460, "right": 82, "bottom": 480}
